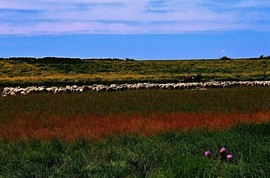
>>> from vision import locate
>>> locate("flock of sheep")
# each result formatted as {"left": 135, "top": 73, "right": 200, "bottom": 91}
{"left": 2, "top": 80, "right": 270, "bottom": 97}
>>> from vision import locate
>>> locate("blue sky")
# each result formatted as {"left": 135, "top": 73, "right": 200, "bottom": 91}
{"left": 0, "top": 0, "right": 270, "bottom": 59}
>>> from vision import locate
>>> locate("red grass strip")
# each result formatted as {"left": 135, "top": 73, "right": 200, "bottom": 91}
{"left": 0, "top": 112, "right": 270, "bottom": 141}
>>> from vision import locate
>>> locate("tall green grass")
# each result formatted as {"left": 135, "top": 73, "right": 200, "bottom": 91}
{"left": 1, "top": 87, "right": 270, "bottom": 121}
{"left": 1, "top": 87, "right": 270, "bottom": 177}
{"left": 0, "top": 122, "right": 269, "bottom": 177}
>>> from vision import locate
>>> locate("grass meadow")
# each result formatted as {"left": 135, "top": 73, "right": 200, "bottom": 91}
{"left": 1, "top": 58, "right": 270, "bottom": 86}
{"left": 0, "top": 87, "right": 270, "bottom": 177}
{"left": 0, "top": 123, "right": 269, "bottom": 177}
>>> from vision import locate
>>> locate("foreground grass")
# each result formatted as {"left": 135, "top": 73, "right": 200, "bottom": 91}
{"left": 0, "top": 122, "right": 269, "bottom": 177}
{"left": 0, "top": 87, "right": 269, "bottom": 177}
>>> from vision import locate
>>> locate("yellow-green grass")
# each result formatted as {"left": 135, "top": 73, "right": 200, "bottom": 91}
{"left": 1, "top": 59, "right": 270, "bottom": 86}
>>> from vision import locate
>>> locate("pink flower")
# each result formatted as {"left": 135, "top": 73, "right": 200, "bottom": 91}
{"left": 219, "top": 147, "right": 227, "bottom": 160}
{"left": 219, "top": 147, "right": 226, "bottom": 154}
{"left": 204, "top": 151, "right": 211, "bottom": 157}
{"left": 227, "top": 154, "right": 233, "bottom": 160}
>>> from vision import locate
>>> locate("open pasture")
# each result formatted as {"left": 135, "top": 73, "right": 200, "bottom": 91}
{"left": 1, "top": 86, "right": 270, "bottom": 177}
{"left": 1, "top": 58, "right": 270, "bottom": 86}
{"left": 0, "top": 86, "right": 270, "bottom": 140}
{"left": 2, "top": 80, "right": 270, "bottom": 97}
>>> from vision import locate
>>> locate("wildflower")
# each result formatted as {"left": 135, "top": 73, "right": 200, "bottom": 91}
{"left": 226, "top": 154, "right": 233, "bottom": 161}
{"left": 204, "top": 150, "right": 211, "bottom": 157}
{"left": 219, "top": 147, "right": 226, "bottom": 154}
{"left": 219, "top": 147, "right": 227, "bottom": 160}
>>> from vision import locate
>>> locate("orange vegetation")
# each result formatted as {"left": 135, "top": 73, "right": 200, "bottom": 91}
{"left": 0, "top": 112, "right": 270, "bottom": 141}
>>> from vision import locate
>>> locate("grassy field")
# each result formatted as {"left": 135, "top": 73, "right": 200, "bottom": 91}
{"left": 0, "top": 87, "right": 270, "bottom": 177}
{"left": 1, "top": 57, "right": 270, "bottom": 177}
{"left": 0, "top": 123, "right": 269, "bottom": 177}
{"left": 0, "top": 58, "right": 270, "bottom": 86}
{"left": 1, "top": 87, "right": 270, "bottom": 121}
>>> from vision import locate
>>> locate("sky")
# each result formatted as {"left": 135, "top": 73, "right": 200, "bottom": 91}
{"left": 0, "top": 0, "right": 270, "bottom": 59}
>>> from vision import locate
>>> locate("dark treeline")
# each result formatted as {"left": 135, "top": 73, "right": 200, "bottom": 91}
{"left": 0, "top": 56, "right": 270, "bottom": 62}
{"left": 219, "top": 55, "right": 270, "bottom": 60}
{"left": 0, "top": 57, "right": 136, "bottom": 63}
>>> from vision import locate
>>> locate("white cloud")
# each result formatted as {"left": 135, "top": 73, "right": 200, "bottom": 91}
{"left": 236, "top": 0, "right": 270, "bottom": 8}
{"left": 0, "top": 0, "right": 270, "bottom": 34}
{"left": 214, "top": 49, "right": 226, "bottom": 53}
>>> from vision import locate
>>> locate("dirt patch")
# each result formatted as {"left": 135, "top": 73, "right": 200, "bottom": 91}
{"left": 0, "top": 112, "right": 269, "bottom": 141}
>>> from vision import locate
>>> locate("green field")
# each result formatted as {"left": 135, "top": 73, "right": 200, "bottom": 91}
{"left": 1, "top": 123, "right": 270, "bottom": 177}
{"left": 0, "top": 57, "right": 270, "bottom": 86}
{"left": 1, "top": 87, "right": 270, "bottom": 119}
{"left": 0, "top": 87, "right": 270, "bottom": 177}
{"left": 1, "top": 57, "right": 270, "bottom": 177}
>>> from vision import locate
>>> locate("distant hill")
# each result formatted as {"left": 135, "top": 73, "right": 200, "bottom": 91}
{"left": 0, "top": 57, "right": 269, "bottom": 86}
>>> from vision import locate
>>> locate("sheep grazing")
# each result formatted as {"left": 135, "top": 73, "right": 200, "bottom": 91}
{"left": 1, "top": 81, "right": 270, "bottom": 97}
